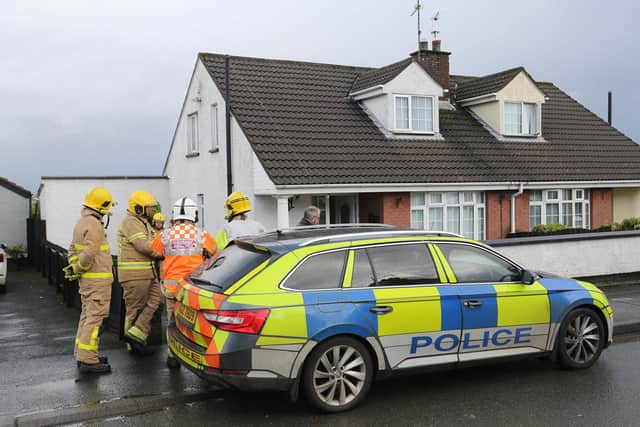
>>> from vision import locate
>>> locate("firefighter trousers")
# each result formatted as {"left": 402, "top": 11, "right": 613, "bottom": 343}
{"left": 74, "top": 281, "right": 112, "bottom": 364}
{"left": 121, "top": 278, "right": 162, "bottom": 343}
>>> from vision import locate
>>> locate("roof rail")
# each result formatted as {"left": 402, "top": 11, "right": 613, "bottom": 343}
{"left": 299, "top": 229, "right": 464, "bottom": 247}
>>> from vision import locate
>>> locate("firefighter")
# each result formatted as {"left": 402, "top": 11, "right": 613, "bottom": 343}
{"left": 117, "top": 190, "right": 163, "bottom": 355}
{"left": 215, "top": 192, "right": 265, "bottom": 249}
{"left": 151, "top": 197, "right": 218, "bottom": 369}
{"left": 152, "top": 212, "right": 165, "bottom": 233}
{"left": 64, "top": 187, "right": 115, "bottom": 374}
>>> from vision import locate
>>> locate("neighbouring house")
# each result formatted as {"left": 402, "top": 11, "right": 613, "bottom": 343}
{"left": 0, "top": 176, "right": 32, "bottom": 248}
{"left": 162, "top": 39, "right": 640, "bottom": 240}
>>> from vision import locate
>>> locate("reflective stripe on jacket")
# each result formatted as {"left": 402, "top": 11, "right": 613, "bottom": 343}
{"left": 117, "top": 213, "right": 159, "bottom": 281}
{"left": 67, "top": 208, "right": 113, "bottom": 284}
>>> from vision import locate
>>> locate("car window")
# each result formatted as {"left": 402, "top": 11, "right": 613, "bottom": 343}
{"left": 351, "top": 249, "right": 376, "bottom": 288}
{"left": 438, "top": 243, "right": 520, "bottom": 283}
{"left": 190, "top": 244, "right": 270, "bottom": 292}
{"left": 366, "top": 244, "right": 440, "bottom": 286}
{"left": 285, "top": 250, "right": 346, "bottom": 290}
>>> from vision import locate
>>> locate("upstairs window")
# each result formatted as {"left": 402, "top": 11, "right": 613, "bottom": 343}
{"left": 187, "top": 113, "right": 199, "bottom": 154}
{"left": 210, "top": 104, "right": 219, "bottom": 152}
{"left": 394, "top": 95, "right": 434, "bottom": 132}
{"left": 504, "top": 102, "right": 538, "bottom": 136}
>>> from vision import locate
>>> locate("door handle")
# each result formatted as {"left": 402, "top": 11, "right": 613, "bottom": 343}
{"left": 463, "top": 300, "right": 483, "bottom": 308}
{"left": 369, "top": 306, "right": 393, "bottom": 315}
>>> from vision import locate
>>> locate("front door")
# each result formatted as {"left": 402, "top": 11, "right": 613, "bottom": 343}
{"left": 331, "top": 195, "right": 356, "bottom": 224}
{"left": 434, "top": 242, "right": 550, "bottom": 362}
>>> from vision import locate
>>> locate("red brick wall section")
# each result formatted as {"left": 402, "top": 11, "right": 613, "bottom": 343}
{"left": 591, "top": 188, "right": 612, "bottom": 229}
{"left": 381, "top": 193, "right": 410, "bottom": 228}
{"left": 358, "top": 193, "right": 383, "bottom": 223}
{"left": 515, "top": 191, "right": 530, "bottom": 232}
{"left": 485, "top": 191, "right": 513, "bottom": 239}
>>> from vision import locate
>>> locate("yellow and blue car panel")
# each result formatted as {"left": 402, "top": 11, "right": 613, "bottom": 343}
{"left": 167, "top": 235, "right": 614, "bottom": 388}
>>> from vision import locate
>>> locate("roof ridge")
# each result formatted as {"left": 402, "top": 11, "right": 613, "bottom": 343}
{"left": 198, "top": 51, "right": 373, "bottom": 72}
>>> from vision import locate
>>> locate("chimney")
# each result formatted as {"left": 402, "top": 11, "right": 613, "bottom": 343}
{"left": 410, "top": 40, "right": 451, "bottom": 100}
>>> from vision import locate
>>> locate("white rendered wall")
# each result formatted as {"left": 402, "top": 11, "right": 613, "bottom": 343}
{"left": 0, "top": 188, "right": 29, "bottom": 247}
{"left": 39, "top": 178, "right": 169, "bottom": 251}
{"left": 613, "top": 188, "right": 640, "bottom": 221}
{"left": 490, "top": 233, "right": 640, "bottom": 278}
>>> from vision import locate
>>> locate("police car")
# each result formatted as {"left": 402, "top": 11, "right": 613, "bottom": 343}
{"left": 167, "top": 225, "right": 613, "bottom": 412}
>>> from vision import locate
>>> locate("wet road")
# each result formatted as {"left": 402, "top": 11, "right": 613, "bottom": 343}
{"left": 79, "top": 338, "right": 640, "bottom": 427}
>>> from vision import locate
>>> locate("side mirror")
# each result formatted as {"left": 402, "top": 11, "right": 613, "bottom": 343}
{"left": 521, "top": 270, "right": 537, "bottom": 285}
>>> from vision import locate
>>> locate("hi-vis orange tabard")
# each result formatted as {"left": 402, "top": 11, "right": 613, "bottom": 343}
{"left": 151, "top": 223, "right": 217, "bottom": 294}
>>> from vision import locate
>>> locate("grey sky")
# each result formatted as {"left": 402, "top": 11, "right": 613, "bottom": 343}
{"left": 1, "top": 0, "right": 638, "bottom": 192}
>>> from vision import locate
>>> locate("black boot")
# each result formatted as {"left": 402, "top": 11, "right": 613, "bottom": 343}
{"left": 78, "top": 361, "right": 111, "bottom": 374}
{"left": 77, "top": 356, "right": 108, "bottom": 368}
{"left": 124, "top": 335, "right": 155, "bottom": 356}
{"left": 166, "top": 356, "right": 180, "bottom": 370}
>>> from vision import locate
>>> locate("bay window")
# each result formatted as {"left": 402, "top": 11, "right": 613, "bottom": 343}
{"left": 411, "top": 191, "right": 486, "bottom": 240}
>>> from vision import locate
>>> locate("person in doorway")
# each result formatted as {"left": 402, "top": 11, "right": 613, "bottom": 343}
{"left": 297, "top": 206, "right": 321, "bottom": 226}
{"left": 65, "top": 187, "right": 115, "bottom": 374}
{"left": 117, "top": 190, "right": 163, "bottom": 356}
{"left": 215, "top": 192, "right": 265, "bottom": 249}
{"left": 151, "top": 197, "right": 218, "bottom": 369}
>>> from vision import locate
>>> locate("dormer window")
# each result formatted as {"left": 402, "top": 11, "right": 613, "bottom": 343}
{"left": 504, "top": 102, "right": 538, "bottom": 136}
{"left": 394, "top": 95, "right": 434, "bottom": 133}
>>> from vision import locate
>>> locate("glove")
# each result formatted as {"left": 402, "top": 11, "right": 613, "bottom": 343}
{"left": 63, "top": 263, "right": 82, "bottom": 281}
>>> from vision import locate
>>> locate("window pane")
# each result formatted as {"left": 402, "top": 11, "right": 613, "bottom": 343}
{"left": 285, "top": 251, "right": 346, "bottom": 290}
{"left": 462, "top": 206, "right": 474, "bottom": 239}
{"left": 410, "top": 192, "right": 425, "bottom": 206}
{"left": 477, "top": 207, "right": 485, "bottom": 240}
{"left": 411, "top": 210, "right": 424, "bottom": 230}
{"left": 523, "top": 103, "right": 537, "bottom": 134}
{"left": 367, "top": 244, "right": 439, "bottom": 286}
{"left": 439, "top": 243, "right": 520, "bottom": 283}
{"left": 446, "top": 192, "right": 459, "bottom": 204}
{"left": 478, "top": 192, "right": 485, "bottom": 204}
{"left": 428, "top": 207, "right": 443, "bottom": 230}
{"left": 575, "top": 203, "right": 583, "bottom": 228}
{"left": 395, "top": 97, "right": 409, "bottom": 129}
{"left": 447, "top": 207, "right": 460, "bottom": 234}
{"left": 562, "top": 203, "right": 573, "bottom": 226}
{"left": 505, "top": 102, "right": 522, "bottom": 134}
{"left": 411, "top": 96, "right": 432, "bottom": 131}
{"left": 547, "top": 191, "right": 559, "bottom": 200}
{"left": 211, "top": 104, "right": 218, "bottom": 150}
{"left": 575, "top": 190, "right": 584, "bottom": 200}
{"left": 585, "top": 203, "right": 590, "bottom": 229}
{"left": 187, "top": 114, "right": 199, "bottom": 153}
{"left": 429, "top": 193, "right": 442, "bottom": 204}
{"left": 530, "top": 205, "right": 542, "bottom": 229}
{"left": 563, "top": 190, "right": 572, "bottom": 200}
{"left": 463, "top": 192, "right": 474, "bottom": 203}
{"left": 530, "top": 190, "right": 542, "bottom": 202}
{"left": 350, "top": 250, "right": 376, "bottom": 288}
{"left": 546, "top": 203, "right": 560, "bottom": 224}
{"left": 195, "top": 245, "right": 270, "bottom": 292}
{"left": 311, "top": 196, "right": 327, "bottom": 224}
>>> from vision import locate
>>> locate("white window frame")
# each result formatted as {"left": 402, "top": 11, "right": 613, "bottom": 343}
{"left": 393, "top": 94, "right": 435, "bottom": 134}
{"left": 529, "top": 189, "right": 591, "bottom": 230}
{"left": 187, "top": 112, "right": 199, "bottom": 155}
{"left": 503, "top": 101, "right": 540, "bottom": 136}
{"left": 410, "top": 191, "right": 486, "bottom": 240}
{"left": 210, "top": 104, "right": 219, "bottom": 153}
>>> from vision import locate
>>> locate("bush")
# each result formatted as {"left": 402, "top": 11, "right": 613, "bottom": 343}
{"left": 5, "top": 244, "right": 27, "bottom": 259}
{"left": 531, "top": 224, "right": 571, "bottom": 234}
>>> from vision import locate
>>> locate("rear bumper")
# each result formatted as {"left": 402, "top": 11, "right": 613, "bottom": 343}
{"left": 167, "top": 325, "right": 293, "bottom": 392}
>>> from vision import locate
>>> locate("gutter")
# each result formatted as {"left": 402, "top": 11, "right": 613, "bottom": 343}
{"left": 510, "top": 183, "right": 524, "bottom": 234}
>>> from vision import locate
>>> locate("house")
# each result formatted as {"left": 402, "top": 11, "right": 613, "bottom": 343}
{"left": 0, "top": 176, "right": 32, "bottom": 248}
{"left": 163, "top": 40, "right": 640, "bottom": 240}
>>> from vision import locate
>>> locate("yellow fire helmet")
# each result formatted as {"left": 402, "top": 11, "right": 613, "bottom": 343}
{"left": 128, "top": 190, "right": 158, "bottom": 217}
{"left": 225, "top": 191, "right": 251, "bottom": 220}
{"left": 153, "top": 212, "right": 165, "bottom": 222}
{"left": 82, "top": 187, "right": 115, "bottom": 216}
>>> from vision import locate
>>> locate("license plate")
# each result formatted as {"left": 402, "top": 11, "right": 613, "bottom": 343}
{"left": 178, "top": 304, "right": 197, "bottom": 324}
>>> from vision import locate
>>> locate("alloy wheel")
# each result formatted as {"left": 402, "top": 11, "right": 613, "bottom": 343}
{"left": 563, "top": 313, "right": 601, "bottom": 364}
{"left": 312, "top": 344, "right": 367, "bottom": 407}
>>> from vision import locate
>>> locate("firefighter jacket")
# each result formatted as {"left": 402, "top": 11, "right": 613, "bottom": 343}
{"left": 117, "top": 212, "right": 160, "bottom": 282}
{"left": 150, "top": 223, "right": 217, "bottom": 296}
{"left": 68, "top": 208, "right": 113, "bottom": 285}
{"left": 215, "top": 218, "right": 265, "bottom": 249}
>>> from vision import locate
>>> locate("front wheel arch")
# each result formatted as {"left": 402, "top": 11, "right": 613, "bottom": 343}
{"left": 555, "top": 306, "right": 606, "bottom": 369}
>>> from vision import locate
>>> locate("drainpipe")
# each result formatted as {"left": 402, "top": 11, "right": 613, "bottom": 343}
{"left": 225, "top": 55, "right": 233, "bottom": 196}
{"left": 510, "top": 183, "right": 525, "bottom": 234}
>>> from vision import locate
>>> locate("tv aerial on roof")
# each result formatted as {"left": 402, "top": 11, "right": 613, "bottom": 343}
{"left": 431, "top": 11, "right": 440, "bottom": 40}
{"left": 411, "top": 0, "right": 424, "bottom": 59}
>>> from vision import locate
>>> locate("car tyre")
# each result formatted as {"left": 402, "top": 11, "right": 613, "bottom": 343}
{"left": 556, "top": 307, "right": 605, "bottom": 369}
{"left": 302, "top": 336, "right": 373, "bottom": 413}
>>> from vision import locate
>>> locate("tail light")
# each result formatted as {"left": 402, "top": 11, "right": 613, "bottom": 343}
{"left": 0, "top": 253, "right": 4, "bottom": 262}
{"left": 202, "top": 308, "right": 270, "bottom": 334}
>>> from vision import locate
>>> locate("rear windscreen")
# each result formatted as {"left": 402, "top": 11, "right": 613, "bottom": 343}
{"left": 189, "top": 244, "right": 271, "bottom": 292}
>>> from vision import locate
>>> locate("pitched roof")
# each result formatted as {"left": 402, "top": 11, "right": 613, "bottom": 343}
{"left": 198, "top": 53, "right": 640, "bottom": 186}
{"left": 0, "top": 177, "right": 31, "bottom": 198}
{"left": 455, "top": 67, "right": 525, "bottom": 101}
{"left": 350, "top": 58, "right": 414, "bottom": 93}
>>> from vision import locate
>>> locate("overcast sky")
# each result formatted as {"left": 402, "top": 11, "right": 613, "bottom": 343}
{"left": 1, "top": 0, "right": 638, "bottom": 192}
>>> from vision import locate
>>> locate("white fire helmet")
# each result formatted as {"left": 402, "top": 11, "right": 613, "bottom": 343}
{"left": 172, "top": 197, "right": 198, "bottom": 223}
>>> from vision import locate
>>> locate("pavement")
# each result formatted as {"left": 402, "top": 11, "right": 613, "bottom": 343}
{"left": 1, "top": 268, "right": 640, "bottom": 426}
